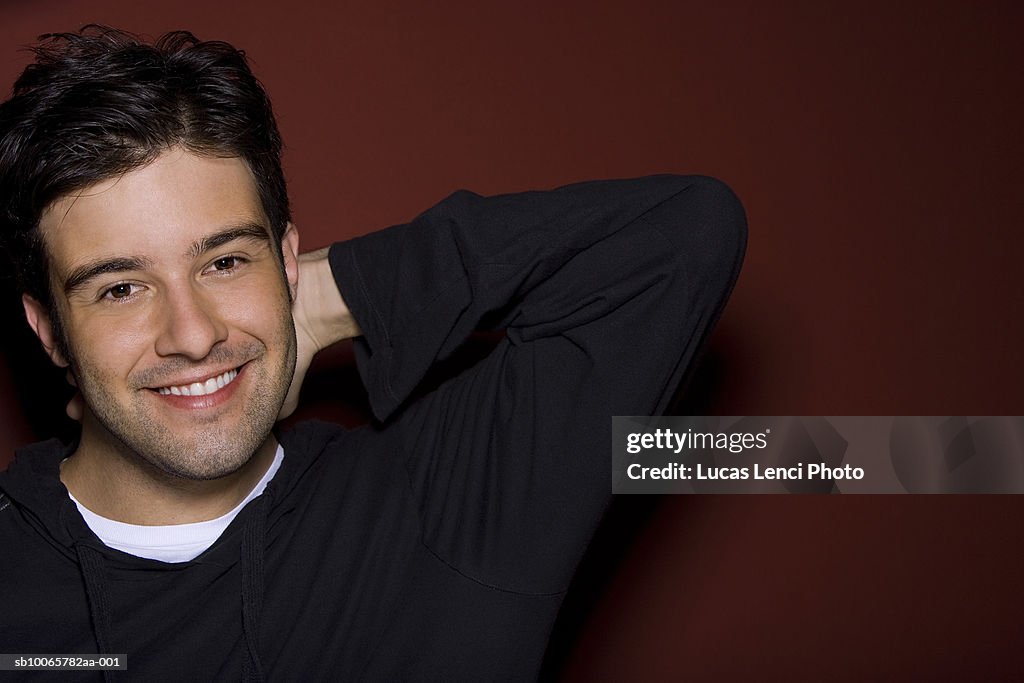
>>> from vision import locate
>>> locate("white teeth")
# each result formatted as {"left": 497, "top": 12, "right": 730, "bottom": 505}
{"left": 157, "top": 368, "right": 239, "bottom": 397}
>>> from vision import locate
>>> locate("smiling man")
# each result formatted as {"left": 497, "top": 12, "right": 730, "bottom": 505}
{"left": 28, "top": 150, "right": 300, "bottom": 524}
{"left": 0, "top": 27, "right": 746, "bottom": 681}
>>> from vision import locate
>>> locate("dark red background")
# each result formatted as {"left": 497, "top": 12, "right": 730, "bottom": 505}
{"left": 2, "top": 1, "right": 1022, "bottom": 679}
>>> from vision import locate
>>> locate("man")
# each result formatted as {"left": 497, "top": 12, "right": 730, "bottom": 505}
{"left": 0, "top": 27, "right": 746, "bottom": 680}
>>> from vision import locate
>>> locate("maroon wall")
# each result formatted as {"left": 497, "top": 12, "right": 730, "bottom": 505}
{"left": 2, "top": 1, "right": 1022, "bottom": 679}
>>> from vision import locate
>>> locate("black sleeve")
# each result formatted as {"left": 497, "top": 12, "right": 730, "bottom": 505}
{"left": 328, "top": 175, "right": 747, "bottom": 594}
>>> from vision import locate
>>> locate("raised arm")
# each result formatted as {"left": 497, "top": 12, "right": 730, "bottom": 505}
{"left": 295, "top": 175, "right": 747, "bottom": 594}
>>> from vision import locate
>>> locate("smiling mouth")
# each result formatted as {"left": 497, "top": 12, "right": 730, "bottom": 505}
{"left": 154, "top": 368, "right": 240, "bottom": 397}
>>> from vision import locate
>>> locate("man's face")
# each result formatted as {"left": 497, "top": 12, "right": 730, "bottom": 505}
{"left": 28, "top": 147, "right": 298, "bottom": 480}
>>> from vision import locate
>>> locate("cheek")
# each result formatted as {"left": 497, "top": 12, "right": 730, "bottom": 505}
{"left": 218, "top": 279, "right": 293, "bottom": 335}
{"left": 65, "top": 314, "right": 153, "bottom": 377}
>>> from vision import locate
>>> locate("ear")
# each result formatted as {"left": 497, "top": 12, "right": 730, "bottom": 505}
{"left": 22, "top": 295, "right": 69, "bottom": 368}
{"left": 281, "top": 222, "right": 300, "bottom": 300}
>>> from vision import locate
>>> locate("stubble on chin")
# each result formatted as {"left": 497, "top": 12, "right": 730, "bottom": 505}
{"left": 74, "top": 321, "right": 297, "bottom": 482}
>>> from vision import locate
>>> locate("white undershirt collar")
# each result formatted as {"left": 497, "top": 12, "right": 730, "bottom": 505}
{"left": 68, "top": 445, "right": 284, "bottom": 563}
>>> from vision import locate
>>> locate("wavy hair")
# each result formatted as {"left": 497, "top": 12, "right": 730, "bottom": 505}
{"left": 0, "top": 26, "right": 290, "bottom": 322}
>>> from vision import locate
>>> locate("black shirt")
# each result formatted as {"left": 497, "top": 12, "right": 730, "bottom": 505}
{"left": 0, "top": 175, "right": 746, "bottom": 681}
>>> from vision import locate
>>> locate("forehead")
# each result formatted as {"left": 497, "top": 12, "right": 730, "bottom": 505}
{"left": 39, "top": 148, "right": 266, "bottom": 272}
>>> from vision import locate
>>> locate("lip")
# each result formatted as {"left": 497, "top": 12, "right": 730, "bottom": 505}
{"left": 147, "top": 365, "right": 244, "bottom": 391}
{"left": 148, "top": 363, "right": 247, "bottom": 411}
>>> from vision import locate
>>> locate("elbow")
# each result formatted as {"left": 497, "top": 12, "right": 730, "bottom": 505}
{"left": 658, "top": 174, "right": 748, "bottom": 305}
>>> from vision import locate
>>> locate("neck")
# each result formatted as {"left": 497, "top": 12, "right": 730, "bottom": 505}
{"left": 61, "top": 416, "right": 278, "bottom": 525}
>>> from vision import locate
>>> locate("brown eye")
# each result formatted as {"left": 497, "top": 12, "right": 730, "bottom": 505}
{"left": 107, "top": 283, "right": 134, "bottom": 299}
{"left": 213, "top": 256, "right": 238, "bottom": 271}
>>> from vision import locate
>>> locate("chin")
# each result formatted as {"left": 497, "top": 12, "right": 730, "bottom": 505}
{"left": 146, "top": 432, "right": 272, "bottom": 481}
{"left": 79, "top": 358, "right": 288, "bottom": 482}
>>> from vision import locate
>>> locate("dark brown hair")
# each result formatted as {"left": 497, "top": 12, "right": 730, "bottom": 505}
{"left": 0, "top": 26, "right": 290, "bottom": 327}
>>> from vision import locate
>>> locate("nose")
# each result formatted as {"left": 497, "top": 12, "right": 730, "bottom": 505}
{"left": 153, "top": 282, "right": 229, "bottom": 360}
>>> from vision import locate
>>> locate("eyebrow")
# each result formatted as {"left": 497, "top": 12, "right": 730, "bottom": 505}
{"left": 188, "top": 222, "right": 271, "bottom": 259}
{"left": 63, "top": 222, "right": 272, "bottom": 296}
{"left": 64, "top": 256, "right": 155, "bottom": 295}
